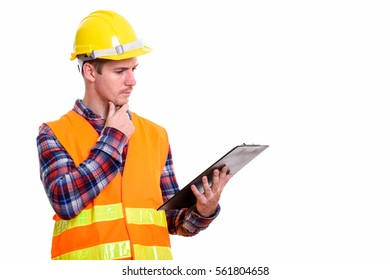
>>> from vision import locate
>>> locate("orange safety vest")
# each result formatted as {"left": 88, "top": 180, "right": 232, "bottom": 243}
{"left": 46, "top": 110, "right": 172, "bottom": 260}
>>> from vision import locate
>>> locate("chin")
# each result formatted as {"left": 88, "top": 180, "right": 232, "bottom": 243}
{"left": 115, "top": 99, "right": 129, "bottom": 107}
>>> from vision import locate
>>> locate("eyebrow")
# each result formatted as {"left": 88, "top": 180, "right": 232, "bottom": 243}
{"left": 114, "top": 63, "right": 138, "bottom": 70}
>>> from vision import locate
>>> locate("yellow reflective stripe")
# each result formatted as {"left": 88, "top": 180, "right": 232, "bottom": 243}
{"left": 53, "top": 240, "right": 131, "bottom": 260}
{"left": 133, "top": 244, "right": 173, "bottom": 260}
{"left": 53, "top": 203, "right": 124, "bottom": 236}
{"left": 125, "top": 208, "right": 167, "bottom": 227}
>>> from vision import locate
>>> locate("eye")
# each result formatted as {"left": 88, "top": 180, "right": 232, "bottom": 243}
{"left": 132, "top": 66, "right": 138, "bottom": 72}
{"left": 115, "top": 69, "right": 125, "bottom": 74}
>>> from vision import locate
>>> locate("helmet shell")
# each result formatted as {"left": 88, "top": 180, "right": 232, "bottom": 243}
{"left": 70, "top": 10, "right": 151, "bottom": 60}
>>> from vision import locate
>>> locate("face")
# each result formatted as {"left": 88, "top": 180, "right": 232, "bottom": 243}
{"left": 93, "top": 57, "right": 138, "bottom": 107}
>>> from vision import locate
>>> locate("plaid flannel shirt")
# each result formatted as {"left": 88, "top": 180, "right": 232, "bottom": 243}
{"left": 36, "top": 99, "right": 219, "bottom": 236}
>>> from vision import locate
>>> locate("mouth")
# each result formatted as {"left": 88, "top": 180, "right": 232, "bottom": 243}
{"left": 121, "top": 91, "right": 131, "bottom": 96}
{"left": 122, "top": 88, "right": 132, "bottom": 95}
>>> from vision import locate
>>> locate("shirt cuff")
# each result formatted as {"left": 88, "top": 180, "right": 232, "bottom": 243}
{"left": 93, "top": 127, "right": 127, "bottom": 162}
{"left": 190, "top": 204, "right": 221, "bottom": 228}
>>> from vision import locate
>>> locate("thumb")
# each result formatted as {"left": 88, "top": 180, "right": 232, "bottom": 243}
{"left": 106, "top": 102, "right": 116, "bottom": 119}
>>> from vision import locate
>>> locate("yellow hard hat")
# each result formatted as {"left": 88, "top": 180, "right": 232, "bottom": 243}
{"left": 70, "top": 10, "right": 152, "bottom": 61}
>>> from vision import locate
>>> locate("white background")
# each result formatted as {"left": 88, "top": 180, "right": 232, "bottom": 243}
{"left": 1, "top": 0, "right": 390, "bottom": 279}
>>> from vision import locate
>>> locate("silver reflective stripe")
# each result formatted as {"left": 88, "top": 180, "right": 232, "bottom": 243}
{"left": 53, "top": 241, "right": 131, "bottom": 260}
{"left": 90, "top": 39, "right": 144, "bottom": 59}
{"left": 125, "top": 208, "right": 168, "bottom": 227}
{"left": 133, "top": 244, "right": 173, "bottom": 260}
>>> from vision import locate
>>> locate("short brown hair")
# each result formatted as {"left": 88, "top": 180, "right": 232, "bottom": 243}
{"left": 85, "top": 58, "right": 109, "bottom": 74}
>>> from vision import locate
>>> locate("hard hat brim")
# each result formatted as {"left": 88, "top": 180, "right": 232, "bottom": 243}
{"left": 70, "top": 45, "right": 152, "bottom": 61}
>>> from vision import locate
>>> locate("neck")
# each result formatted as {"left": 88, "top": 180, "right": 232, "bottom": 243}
{"left": 81, "top": 98, "right": 109, "bottom": 119}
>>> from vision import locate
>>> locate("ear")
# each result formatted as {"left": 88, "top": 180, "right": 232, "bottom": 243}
{"left": 82, "top": 62, "right": 96, "bottom": 82}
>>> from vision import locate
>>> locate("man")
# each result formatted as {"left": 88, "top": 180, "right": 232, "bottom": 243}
{"left": 36, "top": 10, "right": 232, "bottom": 260}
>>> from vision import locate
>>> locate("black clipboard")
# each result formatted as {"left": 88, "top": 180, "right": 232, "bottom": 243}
{"left": 158, "top": 144, "right": 269, "bottom": 211}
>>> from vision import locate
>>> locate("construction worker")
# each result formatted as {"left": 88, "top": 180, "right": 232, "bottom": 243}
{"left": 36, "top": 9, "right": 232, "bottom": 260}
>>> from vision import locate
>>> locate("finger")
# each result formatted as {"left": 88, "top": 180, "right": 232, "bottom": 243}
{"left": 210, "top": 169, "right": 221, "bottom": 193}
{"left": 202, "top": 175, "right": 213, "bottom": 197}
{"left": 191, "top": 185, "right": 205, "bottom": 202}
{"left": 222, "top": 165, "right": 234, "bottom": 182}
{"left": 220, "top": 165, "right": 229, "bottom": 175}
{"left": 217, "top": 166, "right": 232, "bottom": 192}
{"left": 117, "top": 103, "right": 129, "bottom": 114}
{"left": 107, "top": 102, "right": 116, "bottom": 119}
{"left": 218, "top": 166, "right": 228, "bottom": 183}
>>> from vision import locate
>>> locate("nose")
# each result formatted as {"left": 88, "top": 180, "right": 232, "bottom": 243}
{"left": 125, "top": 69, "right": 136, "bottom": 86}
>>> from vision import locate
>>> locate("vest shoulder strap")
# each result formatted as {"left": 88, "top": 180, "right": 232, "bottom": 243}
{"left": 46, "top": 110, "right": 98, "bottom": 166}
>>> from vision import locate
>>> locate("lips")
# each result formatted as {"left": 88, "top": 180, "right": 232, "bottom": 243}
{"left": 121, "top": 90, "right": 131, "bottom": 96}
{"left": 121, "top": 88, "right": 132, "bottom": 95}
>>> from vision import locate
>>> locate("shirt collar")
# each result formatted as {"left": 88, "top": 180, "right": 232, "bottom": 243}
{"left": 74, "top": 99, "right": 103, "bottom": 121}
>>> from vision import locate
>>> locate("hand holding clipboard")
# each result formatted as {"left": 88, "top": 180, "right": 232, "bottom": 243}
{"left": 158, "top": 144, "right": 269, "bottom": 211}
